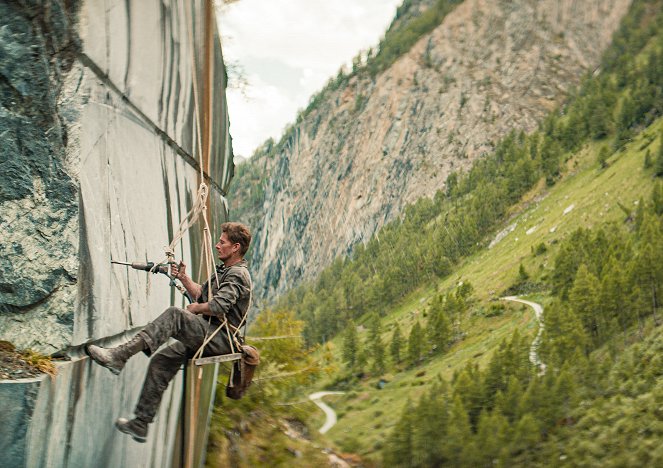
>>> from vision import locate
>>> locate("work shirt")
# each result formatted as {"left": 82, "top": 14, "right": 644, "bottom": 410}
{"left": 198, "top": 260, "right": 252, "bottom": 329}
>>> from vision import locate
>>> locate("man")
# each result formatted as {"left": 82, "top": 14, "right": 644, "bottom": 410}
{"left": 87, "top": 222, "right": 252, "bottom": 442}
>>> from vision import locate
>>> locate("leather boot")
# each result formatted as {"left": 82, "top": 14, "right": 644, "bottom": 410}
{"left": 87, "top": 334, "right": 146, "bottom": 375}
{"left": 115, "top": 417, "right": 148, "bottom": 443}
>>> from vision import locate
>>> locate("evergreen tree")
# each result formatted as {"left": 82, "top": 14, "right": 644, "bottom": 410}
{"left": 407, "top": 321, "right": 425, "bottom": 364}
{"left": 635, "top": 197, "right": 646, "bottom": 231}
{"left": 390, "top": 323, "right": 403, "bottom": 364}
{"left": 383, "top": 400, "right": 415, "bottom": 467}
{"left": 569, "top": 264, "right": 603, "bottom": 343}
{"left": 540, "top": 300, "right": 588, "bottom": 367}
{"left": 644, "top": 149, "right": 652, "bottom": 169}
{"left": 597, "top": 145, "right": 610, "bottom": 168}
{"left": 628, "top": 285, "right": 649, "bottom": 336}
{"left": 368, "top": 315, "right": 385, "bottom": 374}
{"left": 656, "top": 135, "right": 663, "bottom": 177}
{"left": 446, "top": 395, "right": 474, "bottom": 466}
{"left": 355, "top": 335, "right": 368, "bottom": 371}
{"left": 599, "top": 258, "right": 627, "bottom": 338}
{"left": 494, "top": 375, "right": 524, "bottom": 423}
{"left": 475, "top": 410, "right": 511, "bottom": 467}
{"left": 553, "top": 366, "right": 578, "bottom": 426}
{"left": 411, "top": 383, "right": 450, "bottom": 466}
{"left": 652, "top": 181, "right": 663, "bottom": 215}
{"left": 342, "top": 321, "right": 358, "bottom": 369}
{"left": 632, "top": 214, "right": 663, "bottom": 324}
{"left": 427, "top": 294, "right": 451, "bottom": 353}
{"left": 453, "top": 364, "right": 484, "bottom": 429}
{"left": 509, "top": 413, "right": 541, "bottom": 460}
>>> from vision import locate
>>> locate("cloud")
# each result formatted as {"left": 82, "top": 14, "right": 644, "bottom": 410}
{"left": 216, "top": 0, "right": 401, "bottom": 157}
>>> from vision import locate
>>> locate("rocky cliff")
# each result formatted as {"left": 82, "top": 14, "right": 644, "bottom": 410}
{"left": 231, "top": 0, "right": 632, "bottom": 302}
{"left": 0, "top": 1, "right": 232, "bottom": 466}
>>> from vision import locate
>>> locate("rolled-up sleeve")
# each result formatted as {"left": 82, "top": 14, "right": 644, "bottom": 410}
{"left": 207, "top": 272, "right": 244, "bottom": 317}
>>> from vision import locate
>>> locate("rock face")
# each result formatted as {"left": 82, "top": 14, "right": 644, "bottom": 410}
{"left": 0, "top": 0, "right": 80, "bottom": 352}
{"left": 0, "top": 1, "right": 233, "bottom": 466}
{"left": 233, "top": 0, "right": 632, "bottom": 301}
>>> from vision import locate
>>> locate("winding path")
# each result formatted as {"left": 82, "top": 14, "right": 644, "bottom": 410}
{"left": 502, "top": 296, "right": 546, "bottom": 374}
{"left": 309, "top": 391, "right": 345, "bottom": 434}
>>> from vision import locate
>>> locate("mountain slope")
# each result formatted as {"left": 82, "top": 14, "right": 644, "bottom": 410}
{"left": 318, "top": 115, "right": 663, "bottom": 463}
{"left": 230, "top": 0, "right": 632, "bottom": 302}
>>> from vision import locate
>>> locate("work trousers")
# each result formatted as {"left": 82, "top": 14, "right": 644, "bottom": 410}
{"left": 134, "top": 307, "right": 231, "bottom": 423}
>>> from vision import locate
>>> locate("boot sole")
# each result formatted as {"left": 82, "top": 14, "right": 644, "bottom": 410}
{"left": 86, "top": 345, "right": 122, "bottom": 375}
{"left": 115, "top": 419, "right": 147, "bottom": 443}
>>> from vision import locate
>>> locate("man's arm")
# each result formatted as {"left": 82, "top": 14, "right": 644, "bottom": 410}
{"left": 187, "top": 301, "right": 211, "bottom": 315}
{"left": 170, "top": 262, "right": 203, "bottom": 300}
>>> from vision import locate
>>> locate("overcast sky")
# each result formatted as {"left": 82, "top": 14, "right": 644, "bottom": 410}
{"left": 216, "top": 0, "right": 402, "bottom": 158}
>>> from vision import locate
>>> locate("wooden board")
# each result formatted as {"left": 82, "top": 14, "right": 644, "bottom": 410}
{"left": 193, "top": 353, "right": 242, "bottom": 366}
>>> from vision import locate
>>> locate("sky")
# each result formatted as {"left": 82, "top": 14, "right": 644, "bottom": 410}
{"left": 216, "top": 0, "right": 402, "bottom": 158}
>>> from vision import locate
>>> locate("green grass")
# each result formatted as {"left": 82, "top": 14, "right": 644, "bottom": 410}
{"left": 306, "top": 118, "right": 662, "bottom": 462}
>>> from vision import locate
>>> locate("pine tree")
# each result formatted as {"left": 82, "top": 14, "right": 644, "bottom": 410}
{"left": 644, "top": 149, "right": 652, "bottom": 169}
{"left": 407, "top": 321, "right": 425, "bottom": 364}
{"left": 628, "top": 285, "right": 648, "bottom": 337}
{"left": 553, "top": 366, "right": 578, "bottom": 426}
{"left": 446, "top": 395, "right": 474, "bottom": 466}
{"left": 453, "top": 364, "right": 484, "bottom": 429}
{"left": 509, "top": 413, "right": 540, "bottom": 459}
{"left": 383, "top": 400, "right": 415, "bottom": 466}
{"left": 355, "top": 335, "right": 368, "bottom": 372}
{"left": 411, "top": 383, "right": 449, "bottom": 466}
{"left": 652, "top": 181, "right": 663, "bottom": 215}
{"left": 597, "top": 145, "right": 610, "bottom": 168}
{"left": 342, "top": 321, "right": 358, "bottom": 369}
{"left": 569, "top": 264, "right": 603, "bottom": 344}
{"left": 599, "top": 258, "right": 627, "bottom": 338}
{"left": 368, "top": 315, "right": 385, "bottom": 374}
{"left": 390, "top": 323, "right": 402, "bottom": 364}
{"left": 427, "top": 294, "right": 451, "bottom": 354}
{"left": 540, "top": 300, "right": 588, "bottom": 367}
{"left": 494, "top": 375, "right": 524, "bottom": 423}
{"left": 655, "top": 135, "right": 663, "bottom": 177}
{"left": 632, "top": 215, "right": 663, "bottom": 325}
{"left": 475, "top": 410, "right": 510, "bottom": 467}
{"left": 635, "top": 197, "right": 645, "bottom": 231}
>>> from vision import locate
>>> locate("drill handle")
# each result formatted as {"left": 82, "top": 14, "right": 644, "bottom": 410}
{"left": 130, "top": 262, "right": 169, "bottom": 274}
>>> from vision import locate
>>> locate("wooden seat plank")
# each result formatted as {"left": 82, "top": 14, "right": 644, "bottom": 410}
{"left": 194, "top": 353, "right": 243, "bottom": 366}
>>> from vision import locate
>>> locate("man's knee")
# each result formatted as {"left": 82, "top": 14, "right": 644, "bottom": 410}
{"left": 164, "top": 306, "right": 185, "bottom": 316}
{"left": 150, "top": 346, "right": 187, "bottom": 372}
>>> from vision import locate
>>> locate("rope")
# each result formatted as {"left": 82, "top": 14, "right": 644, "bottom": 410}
{"left": 181, "top": 3, "right": 218, "bottom": 467}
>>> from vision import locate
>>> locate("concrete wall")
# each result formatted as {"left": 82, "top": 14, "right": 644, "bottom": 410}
{"left": 0, "top": 1, "right": 233, "bottom": 466}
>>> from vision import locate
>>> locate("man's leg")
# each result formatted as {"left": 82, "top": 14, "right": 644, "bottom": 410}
{"left": 88, "top": 306, "right": 201, "bottom": 375}
{"left": 116, "top": 342, "right": 189, "bottom": 442}
{"left": 116, "top": 310, "right": 232, "bottom": 441}
{"left": 138, "top": 306, "right": 208, "bottom": 355}
{"left": 134, "top": 319, "right": 234, "bottom": 422}
{"left": 135, "top": 342, "right": 189, "bottom": 423}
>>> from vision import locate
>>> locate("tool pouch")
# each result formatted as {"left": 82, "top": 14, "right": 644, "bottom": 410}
{"left": 226, "top": 345, "right": 260, "bottom": 400}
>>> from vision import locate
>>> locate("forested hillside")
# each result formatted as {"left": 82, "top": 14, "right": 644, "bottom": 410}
{"left": 210, "top": 0, "right": 663, "bottom": 465}
{"left": 288, "top": 0, "right": 663, "bottom": 464}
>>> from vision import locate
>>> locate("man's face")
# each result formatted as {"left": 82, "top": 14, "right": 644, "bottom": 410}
{"left": 215, "top": 232, "right": 239, "bottom": 262}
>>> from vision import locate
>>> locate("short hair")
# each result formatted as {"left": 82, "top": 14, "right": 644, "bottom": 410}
{"left": 221, "top": 222, "right": 252, "bottom": 256}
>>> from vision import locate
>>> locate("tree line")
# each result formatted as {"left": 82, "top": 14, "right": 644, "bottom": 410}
{"left": 276, "top": 0, "right": 663, "bottom": 350}
{"left": 383, "top": 183, "right": 663, "bottom": 466}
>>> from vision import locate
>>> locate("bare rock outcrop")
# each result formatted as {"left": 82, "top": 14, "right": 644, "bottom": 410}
{"left": 234, "top": 0, "right": 632, "bottom": 301}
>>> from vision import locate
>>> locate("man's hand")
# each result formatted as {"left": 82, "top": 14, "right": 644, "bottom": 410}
{"left": 171, "top": 260, "right": 203, "bottom": 301}
{"left": 186, "top": 302, "right": 211, "bottom": 315}
{"left": 171, "top": 261, "right": 187, "bottom": 279}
